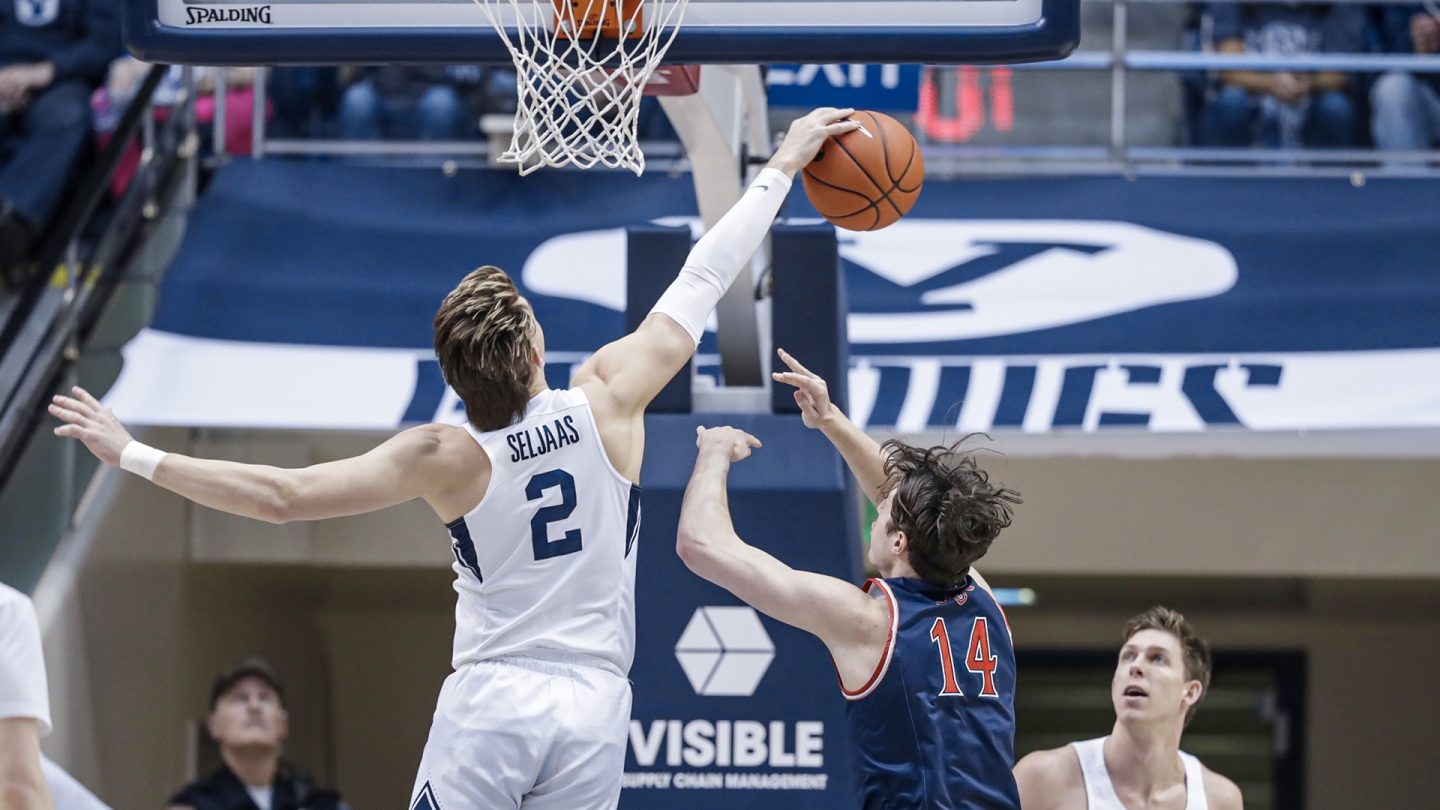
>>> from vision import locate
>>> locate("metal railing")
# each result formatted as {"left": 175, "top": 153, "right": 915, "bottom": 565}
{"left": 200, "top": 0, "right": 1440, "bottom": 177}
{"left": 0, "top": 65, "right": 199, "bottom": 491}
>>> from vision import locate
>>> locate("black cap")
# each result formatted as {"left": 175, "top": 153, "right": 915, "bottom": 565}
{"left": 209, "top": 656, "right": 285, "bottom": 711}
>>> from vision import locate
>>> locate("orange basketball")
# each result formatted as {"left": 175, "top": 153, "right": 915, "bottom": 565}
{"left": 802, "top": 111, "right": 924, "bottom": 232}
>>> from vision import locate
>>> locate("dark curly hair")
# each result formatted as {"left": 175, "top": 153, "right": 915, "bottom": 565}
{"left": 879, "top": 437, "right": 1021, "bottom": 588}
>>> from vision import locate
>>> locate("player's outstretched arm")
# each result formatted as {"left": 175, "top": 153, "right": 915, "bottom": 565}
{"left": 772, "top": 348, "right": 888, "bottom": 504}
{"left": 573, "top": 108, "right": 860, "bottom": 420}
{"left": 50, "top": 387, "right": 482, "bottom": 524}
{"left": 676, "top": 426, "right": 890, "bottom": 684}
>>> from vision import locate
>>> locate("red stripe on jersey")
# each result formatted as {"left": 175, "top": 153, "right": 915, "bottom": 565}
{"left": 836, "top": 578, "right": 899, "bottom": 701}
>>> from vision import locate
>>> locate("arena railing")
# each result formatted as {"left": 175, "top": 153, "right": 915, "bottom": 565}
{"left": 0, "top": 65, "right": 199, "bottom": 494}
{"left": 220, "top": 0, "right": 1440, "bottom": 178}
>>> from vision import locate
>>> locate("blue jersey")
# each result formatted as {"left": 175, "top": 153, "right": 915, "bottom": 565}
{"left": 842, "top": 576, "right": 1021, "bottom": 810}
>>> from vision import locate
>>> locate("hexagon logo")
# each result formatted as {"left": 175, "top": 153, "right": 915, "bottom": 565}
{"left": 674, "top": 606, "right": 775, "bottom": 696}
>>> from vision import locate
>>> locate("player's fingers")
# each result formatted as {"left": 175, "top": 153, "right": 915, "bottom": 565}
{"left": 776, "top": 348, "right": 815, "bottom": 377}
{"left": 73, "top": 386, "right": 104, "bottom": 410}
{"left": 54, "top": 423, "right": 81, "bottom": 438}
{"left": 741, "top": 430, "right": 763, "bottom": 448}
{"left": 824, "top": 120, "right": 862, "bottom": 136}
{"left": 48, "top": 400, "right": 87, "bottom": 423}
{"left": 52, "top": 394, "right": 90, "bottom": 416}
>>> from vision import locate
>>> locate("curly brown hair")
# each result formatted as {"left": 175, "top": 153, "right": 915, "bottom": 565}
{"left": 433, "top": 266, "right": 537, "bottom": 431}
{"left": 879, "top": 438, "right": 1021, "bottom": 588}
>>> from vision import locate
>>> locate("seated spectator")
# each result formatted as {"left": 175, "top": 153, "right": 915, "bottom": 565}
{"left": 169, "top": 658, "right": 340, "bottom": 810}
{"left": 340, "top": 66, "right": 480, "bottom": 141}
{"left": 0, "top": 0, "right": 120, "bottom": 285}
{"left": 1371, "top": 6, "right": 1440, "bottom": 151}
{"left": 1202, "top": 2, "right": 1365, "bottom": 148}
{"left": 267, "top": 68, "right": 341, "bottom": 140}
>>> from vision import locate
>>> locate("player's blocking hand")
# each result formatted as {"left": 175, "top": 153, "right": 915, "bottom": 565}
{"left": 772, "top": 348, "right": 835, "bottom": 431}
{"left": 766, "top": 107, "right": 862, "bottom": 178}
{"left": 49, "top": 386, "right": 134, "bottom": 467}
{"left": 695, "top": 425, "right": 762, "bottom": 463}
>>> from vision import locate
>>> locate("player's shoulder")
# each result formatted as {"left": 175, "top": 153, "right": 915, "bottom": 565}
{"left": 1200, "top": 763, "right": 1244, "bottom": 810}
{"left": 1013, "top": 745, "right": 1085, "bottom": 809}
{"left": 398, "top": 423, "right": 489, "bottom": 472}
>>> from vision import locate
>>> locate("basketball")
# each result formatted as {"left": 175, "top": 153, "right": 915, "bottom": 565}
{"left": 802, "top": 110, "right": 924, "bottom": 231}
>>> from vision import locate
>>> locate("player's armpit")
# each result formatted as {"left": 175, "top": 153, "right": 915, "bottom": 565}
{"left": 571, "top": 312, "right": 694, "bottom": 419}
{"left": 1012, "top": 747, "right": 1084, "bottom": 810}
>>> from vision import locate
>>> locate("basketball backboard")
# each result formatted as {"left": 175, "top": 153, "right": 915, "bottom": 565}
{"left": 123, "top": 0, "right": 1079, "bottom": 66}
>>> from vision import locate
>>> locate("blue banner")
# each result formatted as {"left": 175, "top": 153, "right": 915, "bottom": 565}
{"left": 766, "top": 64, "right": 922, "bottom": 112}
{"left": 106, "top": 161, "right": 1440, "bottom": 435}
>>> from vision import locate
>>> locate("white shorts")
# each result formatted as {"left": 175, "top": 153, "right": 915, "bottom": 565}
{"left": 409, "top": 652, "right": 632, "bottom": 810}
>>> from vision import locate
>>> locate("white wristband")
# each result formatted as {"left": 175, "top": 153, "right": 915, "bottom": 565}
{"left": 119, "top": 441, "right": 167, "bottom": 481}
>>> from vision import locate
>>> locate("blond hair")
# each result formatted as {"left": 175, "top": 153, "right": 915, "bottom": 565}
{"left": 433, "top": 266, "right": 536, "bottom": 431}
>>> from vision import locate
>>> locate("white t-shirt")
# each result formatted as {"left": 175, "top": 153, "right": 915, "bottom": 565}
{"left": 245, "top": 786, "right": 273, "bottom": 810}
{"left": 0, "top": 582, "right": 51, "bottom": 736}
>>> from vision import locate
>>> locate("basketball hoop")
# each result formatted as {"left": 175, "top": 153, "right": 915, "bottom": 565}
{"left": 471, "top": 0, "right": 690, "bottom": 175}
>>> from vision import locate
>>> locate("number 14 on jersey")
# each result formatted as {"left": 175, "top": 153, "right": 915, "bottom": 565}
{"left": 930, "top": 617, "right": 1000, "bottom": 698}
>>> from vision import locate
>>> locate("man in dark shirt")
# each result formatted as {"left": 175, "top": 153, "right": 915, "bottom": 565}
{"left": 1202, "top": 3, "right": 1365, "bottom": 148}
{"left": 1371, "top": 6, "right": 1440, "bottom": 151}
{"left": 169, "top": 658, "right": 340, "bottom": 810}
{"left": 0, "top": 0, "right": 119, "bottom": 282}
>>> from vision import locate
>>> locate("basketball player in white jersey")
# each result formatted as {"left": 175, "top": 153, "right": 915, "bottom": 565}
{"left": 46, "top": 106, "right": 857, "bottom": 810}
{"left": 1012, "top": 607, "right": 1243, "bottom": 810}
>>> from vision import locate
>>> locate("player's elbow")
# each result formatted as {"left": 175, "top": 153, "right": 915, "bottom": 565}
{"left": 255, "top": 472, "right": 301, "bottom": 524}
{"left": 675, "top": 521, "right": 721, "bottom": 577}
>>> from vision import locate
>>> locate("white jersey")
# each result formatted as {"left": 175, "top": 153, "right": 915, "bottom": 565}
{"left": 446, "top": 388, "right": 640, "bottom": 675}
{"left": 1071, "top": 737, "right": 1208, "bottom": 810}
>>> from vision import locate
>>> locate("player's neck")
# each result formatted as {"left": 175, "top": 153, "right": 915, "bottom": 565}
{"left": 1105, "top": 720, "right": 1185, "bottom": 793}
{"left": 528, "top": 367, "right": 549, "bottom": 397}
{"left": 876, "top": 557, "right": 920, "bottom": 580}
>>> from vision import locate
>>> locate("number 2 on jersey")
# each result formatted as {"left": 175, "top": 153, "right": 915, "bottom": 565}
{"left": 930, "top": 617, "right": 1001, "bottom": 698}
{"left": 526, "top": 469, "right": 582, "bottom": 560}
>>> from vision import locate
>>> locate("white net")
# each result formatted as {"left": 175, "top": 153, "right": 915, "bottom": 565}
{"left": 471, "top": 0, "right": 690, "bottom": 175}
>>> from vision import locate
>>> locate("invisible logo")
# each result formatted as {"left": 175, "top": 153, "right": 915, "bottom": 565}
{"left": 675, "top": 607, "right": 775, "bottom": 696}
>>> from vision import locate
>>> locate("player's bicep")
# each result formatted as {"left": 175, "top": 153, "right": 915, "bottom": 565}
{"left": 688, "top": 539, "right": 878, "bottom": 649}
{"left": 572, "top": 313, "right": 694, "bottom": 413}
{"left": 281, "top": 427, "right": 464, "bottom": 520}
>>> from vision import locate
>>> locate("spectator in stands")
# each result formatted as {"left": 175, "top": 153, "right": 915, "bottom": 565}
{"left": 169, "top": 658, "right": 340, "bottom": 810}
{"left": 339, "top": 66, "right": 480, "bottom": 141}
{"left": 267, "top": 68, "right": 342, "bottom": 140}
{"left": 1371, "top": 6, "right": 1440, "bottom": 152}
{"left": 0, "top": 0, "right": 119, "bottom": 284}
{"left": 1202, "top": 2, "right": 1365, "bottom": 148}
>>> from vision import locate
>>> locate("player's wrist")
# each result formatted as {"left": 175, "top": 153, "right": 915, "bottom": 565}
{"left": 119, "top": 440, "right": 167, "bottom": 480}
{"left": 815, "top": 403, "right": 848, "bottom": 432}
